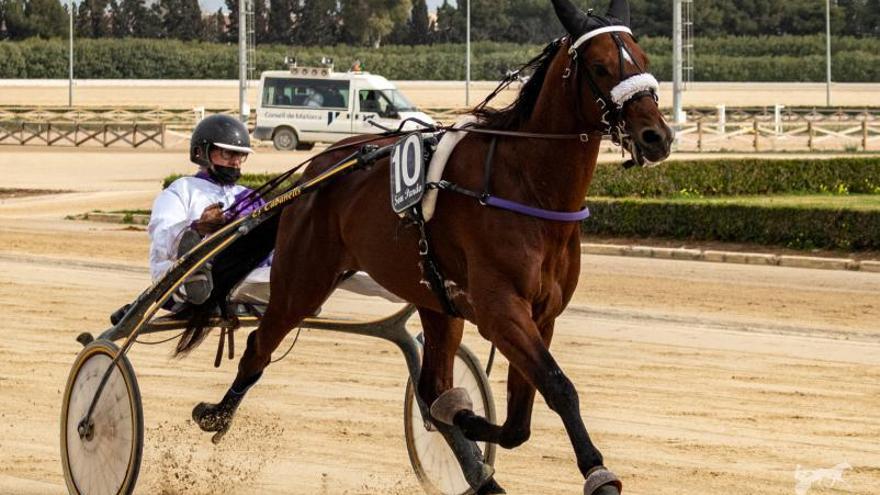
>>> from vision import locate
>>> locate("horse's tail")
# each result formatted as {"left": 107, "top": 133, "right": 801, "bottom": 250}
{"left": 174, "top": 212, "right": 282, "bottom": 356}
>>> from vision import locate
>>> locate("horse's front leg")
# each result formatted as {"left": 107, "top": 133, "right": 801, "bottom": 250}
{"left": 454, "top": 323, "right": 552, "bottom": 449}
{"left": 470, "top": 294, "right": 621, "bottom": 495}
{"left": 417, "top": 307, "right": 505, "bottom": 495}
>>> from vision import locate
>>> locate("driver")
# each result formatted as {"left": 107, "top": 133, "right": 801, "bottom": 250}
{"left": 148, "top": 114, "right": 264, "bottom": 309}
{"left": 130, "top": 114, "right": 400, "bottom": 324}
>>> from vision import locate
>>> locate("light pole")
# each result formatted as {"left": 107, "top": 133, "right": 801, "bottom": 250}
{"left": 825, "top": 0, "right": 832, "bottom": 106}
{"left": 238, "top": 0, "right": 247, "bottom": 122}
{"left": 68, "top": 0, "right": 74, "bottom": 107}
{"left": 672, "top": 0, "right": 683, "bottom": 124}
{"left": 465, "top": 0, "right": 471, "bottom": 106}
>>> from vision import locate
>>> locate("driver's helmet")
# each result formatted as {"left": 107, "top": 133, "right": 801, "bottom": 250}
{"left": 190, "top": 114, "right": 254, "bottom": 167}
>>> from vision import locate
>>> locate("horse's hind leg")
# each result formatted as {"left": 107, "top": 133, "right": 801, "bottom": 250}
{"left": 193, "top": 225, "right": 344, "bottom": 441}
{"left": 417, "top": 307, "right": 505, "bottom": 495}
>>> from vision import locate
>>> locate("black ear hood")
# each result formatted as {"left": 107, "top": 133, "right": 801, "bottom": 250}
{"left": 551, "top": 0, "right": 597, "bottom": 38}
{"left": 606, "top": 0, "right": 631, "bottom": 27}
{"left": 551, "top": 0, "right": 627, "bottom": 40}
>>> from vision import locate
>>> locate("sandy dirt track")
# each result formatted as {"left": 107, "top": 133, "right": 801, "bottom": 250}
{"left": 1, "top": 148, "right": 879, "bottom": 495}
{"left": 2, "top": 81, "right": 880, "bottom": 110}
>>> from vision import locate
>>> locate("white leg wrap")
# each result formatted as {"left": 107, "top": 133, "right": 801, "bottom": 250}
{"left": 429, "top": 387, "right": 473, "bottom": 426}
{"left": 583, "top": 467, "right": 623, "bottom": 495}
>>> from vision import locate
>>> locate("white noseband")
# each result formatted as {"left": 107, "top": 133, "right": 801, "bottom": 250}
{"left": 610, "top": 73, "right": 659, "bottom": 108}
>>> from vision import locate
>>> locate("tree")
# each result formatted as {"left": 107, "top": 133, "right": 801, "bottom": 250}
{"left": 159, "top": 0, "right": 203, "bottom": 40}
{"left": 267, "top": 0, "right": 293, "bottom": 43}
{"left": 109, "top": 0, "right": 152, "bottom": 37}
{"left": 83, "top": 0, "right": 111, "bottom": 37}
{"left": 225, "top": 0, "right": 238, "bottom": 42}
{"left": 74, "top": 0, "right": 92, "bottom": 37}
{"left": 292, "top": 0, "right": 341, "bottom": 45}
{"left": 203, "top": 7, "right": 227, "bottom": 41}
{"left": 434, "top": 0, "right": 463, "bottom": 43}
{"left": 408, "top": 0, "right": 429, "bottom": 44}
{"left": 254, "top": 0, "right": 269, "bottom": 43}
{"left": 138, "top": 2, "right": 164, "bottom": 37}
{"left": 866, "top": 0, "right": 880, "bottom": 36}
{"left": 341, "top": 0, "right": 411, "bottom": 47}
{"left": 1, "top": 0, "right": 69, "bottom": 39}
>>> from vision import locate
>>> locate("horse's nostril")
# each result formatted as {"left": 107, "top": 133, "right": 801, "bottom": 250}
{"left": 640, "top": 128, "right": 663, "bottom": 145}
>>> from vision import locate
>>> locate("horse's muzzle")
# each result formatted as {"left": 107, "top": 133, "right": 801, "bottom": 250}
{"left": 634, "top": 122, "right": 674, "bottom": 164}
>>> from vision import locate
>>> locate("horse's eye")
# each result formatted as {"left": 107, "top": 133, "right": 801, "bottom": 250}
{"left": 591, "top": 64, "right": 610, "bottom": 78}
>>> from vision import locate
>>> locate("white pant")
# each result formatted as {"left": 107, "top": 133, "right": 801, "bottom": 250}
{"left": 230, "top": 268, "right": 404, "bottom": 305}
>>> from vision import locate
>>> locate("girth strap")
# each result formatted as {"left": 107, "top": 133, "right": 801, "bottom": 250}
{"left": 426, "top": 180, "right": 591, "bottom": 223}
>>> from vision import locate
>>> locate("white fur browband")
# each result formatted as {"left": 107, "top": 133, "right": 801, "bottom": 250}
{"left": 610, "top": 73, "right": 659, "bottom": 108}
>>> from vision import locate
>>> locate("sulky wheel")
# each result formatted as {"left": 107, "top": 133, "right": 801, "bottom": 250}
{"left": 61, "top": 340, "right": 144, "bottom": 495}
{"left": 404, "top": 344, "right": 497, "bottom": 495}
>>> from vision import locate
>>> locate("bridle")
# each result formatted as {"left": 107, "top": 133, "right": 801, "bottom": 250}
{"left": 563, "top": 14, "right": 660, "bottom": 157}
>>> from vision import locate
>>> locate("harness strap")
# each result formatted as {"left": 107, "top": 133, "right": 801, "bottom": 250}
{"left": 407, "top": 206, "right": 460, "bottom": 317}
{"left": 447, "top": 126, "right": 599, "bottom": 142}
{"left": 481, "top": 137, "right": 497, "bottom": 200}
{"left": 428, "top": 181, "right": 591, "bottom": 223}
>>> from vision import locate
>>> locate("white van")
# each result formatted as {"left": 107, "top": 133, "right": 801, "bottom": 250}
{"left": 253, "top": 66, "right": 435, "bottom": 150}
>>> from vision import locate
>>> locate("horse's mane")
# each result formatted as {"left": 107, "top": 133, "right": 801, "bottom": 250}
{"left": 472, "top": 39, "right": 563, "bottom": 131}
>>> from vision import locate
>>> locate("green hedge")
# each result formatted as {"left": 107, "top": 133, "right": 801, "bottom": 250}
{"left": 582, "top": 198, "right": 880, "bottom": 250}
{"left": 590, "top": 158, "right": 880, "bottom": 198}
{"left": 3, "top": 36, "right": 880, "bottom": 81}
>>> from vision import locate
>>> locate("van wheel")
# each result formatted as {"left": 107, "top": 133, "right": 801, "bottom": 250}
{"left": 272, "top": 128, "right": 298, "bottom": 151}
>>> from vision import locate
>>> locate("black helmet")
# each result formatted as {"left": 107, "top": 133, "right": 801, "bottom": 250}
{"left": 190, "top": 114, "right": 254, "bottom": 167}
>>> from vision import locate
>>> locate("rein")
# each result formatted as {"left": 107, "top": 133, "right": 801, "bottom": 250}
{"left": 445, "top": 125, "right": 601, "bottom": 142}
{"left": 222, "top": 133, "right": 402, "bottom": 220}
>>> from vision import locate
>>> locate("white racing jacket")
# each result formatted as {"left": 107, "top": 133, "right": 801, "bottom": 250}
{"left": 149, "top": 173, "right": 404, "bottom": 306}
{"left": 148, "top": 175, "right": 256, "bottom": 281}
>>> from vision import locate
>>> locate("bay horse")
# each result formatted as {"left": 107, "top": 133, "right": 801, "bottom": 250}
{"left": 187, "top": 0, "right": 673, "bottom": 493}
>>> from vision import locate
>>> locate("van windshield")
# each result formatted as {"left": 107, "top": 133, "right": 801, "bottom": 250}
{"left": 380, "top": 89, "right": 417, "bottom": 112}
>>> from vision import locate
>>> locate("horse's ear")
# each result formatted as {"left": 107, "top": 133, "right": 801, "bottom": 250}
{"left": 551, "top": 0, "right": 590, "bottom": 37}
{"left": 607, "top": 0, "right": 631, "bottom": 27}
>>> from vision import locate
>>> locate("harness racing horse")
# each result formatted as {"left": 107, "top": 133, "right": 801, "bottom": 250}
{"left": 187, "top": 0, "right": 673, "bottom": 493}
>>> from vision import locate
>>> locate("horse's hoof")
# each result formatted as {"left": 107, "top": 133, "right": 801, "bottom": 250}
{"left": 583, "top": 467, "right": 622, "bottom": 495}
{"left": 591, "top": 486, "right": 620, "bottom": 495}
{"left": 430, "top": 387, "right": 473, "bottom": 426}
{"left": 192, "top": 401, "right": 233, "bottom": 435}
{"left": 476, "top": 476, "right": 507, "bottom": 494}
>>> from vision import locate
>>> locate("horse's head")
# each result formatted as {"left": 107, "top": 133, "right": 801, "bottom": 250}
{"left": 552, "top": 0, "right": 673, "bottom": 166}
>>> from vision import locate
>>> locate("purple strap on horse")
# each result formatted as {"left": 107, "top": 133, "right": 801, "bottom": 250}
{"left": 484, "top": 195, "right": 590, "bottom": 222}
{"left": 430, "top": 180, "right": 590, "bottom": 223}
